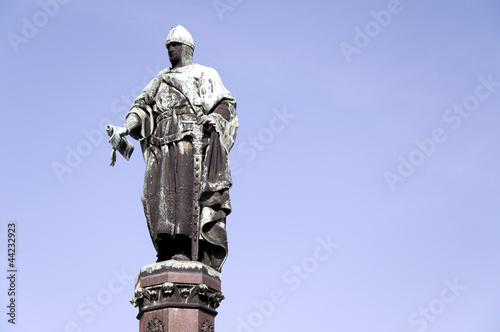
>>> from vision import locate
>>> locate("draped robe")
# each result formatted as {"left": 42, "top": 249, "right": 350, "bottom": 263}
{"left": 126, "top": 64, "right": 238, "bottom": 271}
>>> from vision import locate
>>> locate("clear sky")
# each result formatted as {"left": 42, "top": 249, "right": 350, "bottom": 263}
{"left": 1, "top": 0, "right": 500, "bottom": 331}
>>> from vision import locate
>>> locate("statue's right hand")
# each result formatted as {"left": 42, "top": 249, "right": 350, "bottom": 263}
{"left": 106, "top": 125, "right": 128, "bottom": 138}
{"left": 106, "top": 125, "right": 127, "bottom": 150}
{"left": 116, "top": 126, "right": 129, "bottom": 137}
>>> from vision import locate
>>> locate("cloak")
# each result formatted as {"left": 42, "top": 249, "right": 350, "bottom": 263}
{"left": 126, "top": 63, "right": 238, "bottom": 271}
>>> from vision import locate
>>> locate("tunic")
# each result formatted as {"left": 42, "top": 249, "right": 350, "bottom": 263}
{"left": 126, "top": 64, "right": 238, "bottom": 271}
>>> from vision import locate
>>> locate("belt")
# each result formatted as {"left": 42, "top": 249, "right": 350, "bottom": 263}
{"left": 156, "top": 109, "right": 195, "bottom": 123}
{"left": 149, "top": 131, "right": 195, "bottom": 146}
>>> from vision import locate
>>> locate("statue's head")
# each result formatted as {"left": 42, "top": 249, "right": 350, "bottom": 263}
{"left": 166, "top": 25, "right": 194, "bottom": 50}
{"left": 166, "top": 25, "right": 194, "bottom": 68}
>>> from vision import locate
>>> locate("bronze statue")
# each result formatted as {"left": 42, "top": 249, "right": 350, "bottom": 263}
{"left": 107, "top": 25, "right": 238, "bottom": 271}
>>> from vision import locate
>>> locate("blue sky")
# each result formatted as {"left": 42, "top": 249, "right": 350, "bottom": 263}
{"left": 1, "top": 0, "right": 500, "bottom": 331}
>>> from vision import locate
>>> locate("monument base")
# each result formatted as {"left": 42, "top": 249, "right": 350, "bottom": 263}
{"left": 131, "top": 260, "right": 224, "bottom": 332}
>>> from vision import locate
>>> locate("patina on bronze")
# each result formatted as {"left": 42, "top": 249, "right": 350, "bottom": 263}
{"left": 107, "top": 25, "right": 238, "bottom": 272}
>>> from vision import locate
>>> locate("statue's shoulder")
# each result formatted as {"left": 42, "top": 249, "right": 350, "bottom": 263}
{"left": 190, "top": 63, "right": 220, "bottom": 78}
{"left": 151, "top": 68, "right": 170, "bottom": 83}
{"left": 157, "top": 67, "right": 171, "bottom": 76}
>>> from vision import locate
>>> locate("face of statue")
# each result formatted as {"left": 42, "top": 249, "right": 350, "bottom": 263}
{"left": 167, "top": 42, "right": 183, "bottom": 65}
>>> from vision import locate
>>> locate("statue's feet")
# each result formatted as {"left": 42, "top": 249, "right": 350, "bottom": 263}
{"left": 171, "top": 254, "right": 190, "bottom": 261}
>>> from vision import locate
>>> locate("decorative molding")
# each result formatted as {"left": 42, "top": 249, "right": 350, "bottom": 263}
{"left": 131, "top": 282, "right": 224, "bottom": 318}
{"left": 146, "top": 316, "right": 164, "bottom": 332}
{"left": 201, "top": 319, "right": 214, "bottom": 332}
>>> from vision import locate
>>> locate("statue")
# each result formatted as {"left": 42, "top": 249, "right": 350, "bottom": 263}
{"left": 107, "top": 25, "right": 238, "bottom": 271}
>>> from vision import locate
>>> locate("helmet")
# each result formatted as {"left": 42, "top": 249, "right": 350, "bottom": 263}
{"left": 165, "top": 25, "right": 195, "bottom": 50}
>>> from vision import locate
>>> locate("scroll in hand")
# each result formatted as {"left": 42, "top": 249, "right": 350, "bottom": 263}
{"left": 106, "top": 125, "right": 134, "bottom": 166}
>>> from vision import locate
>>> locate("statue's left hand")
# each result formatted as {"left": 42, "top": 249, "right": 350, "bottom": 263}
{"left": 197, "top": 115, "right": 216, "bottom": 135}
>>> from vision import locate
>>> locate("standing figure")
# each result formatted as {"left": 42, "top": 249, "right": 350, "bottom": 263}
{"left": 108, "top": 25, "right": 238, "bottom": 271}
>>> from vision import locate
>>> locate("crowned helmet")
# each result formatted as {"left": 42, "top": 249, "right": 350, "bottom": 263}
{"left": 165, "top": 25, "right": 195, "bottom": 50}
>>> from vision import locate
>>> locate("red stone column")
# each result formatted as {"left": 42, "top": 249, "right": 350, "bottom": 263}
{"left": 131, "top": 261, "right": 224, "bottom": 332}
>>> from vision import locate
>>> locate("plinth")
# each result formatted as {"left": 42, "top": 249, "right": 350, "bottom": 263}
{"left": 130, "top": 260, "right": 224, "bottom": 332}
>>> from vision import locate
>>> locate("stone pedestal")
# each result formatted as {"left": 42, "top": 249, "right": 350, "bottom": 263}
{"left": 130, "top": 260, "right": 224, "bottom": 332}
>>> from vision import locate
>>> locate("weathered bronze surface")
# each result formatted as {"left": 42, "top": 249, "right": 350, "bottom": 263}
{"left": 108, "top": 26, "right": 238, "bottom": 271}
